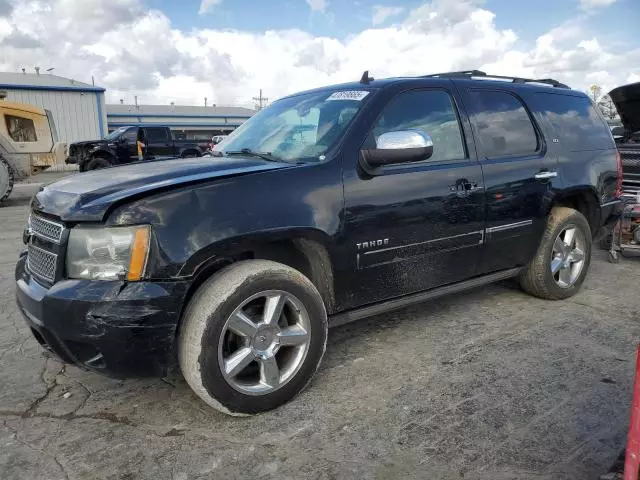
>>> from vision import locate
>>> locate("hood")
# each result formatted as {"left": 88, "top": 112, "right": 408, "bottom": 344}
{"left": 68, "top": 140, "right": 108, "bottom": 155}
{"left": 609, "top": 82, "right": 640, "bottom": 133}
{"left": 32, "top": 156, "right": 291, "bottom": 222}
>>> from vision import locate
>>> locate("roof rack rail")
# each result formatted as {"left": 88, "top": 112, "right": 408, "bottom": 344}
{"left": 424, "top": 70, "right": 570, "bottom": 89}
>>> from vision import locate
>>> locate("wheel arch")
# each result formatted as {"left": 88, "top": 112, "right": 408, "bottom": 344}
{"left": 550, "top": 187, "right": 600, "bottom": 237}
{"left": 179, "top": 147, "right": 202, "bottom": 158}
{"left": 175, "top": 231, "right": 337, "bottom": 340}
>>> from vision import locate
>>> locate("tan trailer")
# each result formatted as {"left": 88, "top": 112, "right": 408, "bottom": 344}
{"left": 0, "top": 97, "right": 66, "bottom": 204}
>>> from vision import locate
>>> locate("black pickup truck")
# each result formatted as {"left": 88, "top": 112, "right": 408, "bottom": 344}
{"left": 66, "top": 125, "right": 205, "bottom": 171}
{"left": 16, "top": 71, "right": 622, "bottom": 415}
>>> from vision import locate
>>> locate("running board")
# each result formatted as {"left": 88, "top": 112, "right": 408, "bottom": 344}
{"left": 328, "top": 267, "right": 523, "bottom": 328}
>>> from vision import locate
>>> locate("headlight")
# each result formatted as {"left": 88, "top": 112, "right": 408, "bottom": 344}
{"left": 66, "top": 226, "right": 150, "bottom": 281}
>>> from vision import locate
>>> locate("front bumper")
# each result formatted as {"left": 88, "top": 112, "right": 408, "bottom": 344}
{"left": 15, "top": 254, "right": 190, "bottom": 378}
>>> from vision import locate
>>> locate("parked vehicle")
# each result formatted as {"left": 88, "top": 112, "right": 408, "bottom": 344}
{"left": 0, "top": 98, "right": 65, "bottom": 204}
{"left": 66, "top": 126, "right": 205, "bottom": 171}
{"left": 211, "top": 134, "right": 227, "bottom": 145}
{"left": 16, "top": 70, "right": 622, "bottom": 415}
{"left": 609, "top": 82, "right": 640, "bottom": 199}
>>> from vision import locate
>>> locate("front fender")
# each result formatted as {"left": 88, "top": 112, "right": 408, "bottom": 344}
{"left": 106, "top": 161, "right": 344, "bottom": 279}
{"left": 176, "top": 227, "right": 335, "bottom": 277}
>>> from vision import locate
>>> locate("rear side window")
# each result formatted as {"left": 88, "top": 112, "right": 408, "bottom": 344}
{"left": 370, "top": 90, "right": 466, "bottom": 162}
{"left": 467, "top": 90, "right": 538, "bottom": 158}
{"left": 146, "top": 127, "right": 169, "bottom": 141}
{"left": 536, "top": 93, "right": 614, "bottom": 151}
{"left": 5, "top": 115, "right": 37, "bottom": 142}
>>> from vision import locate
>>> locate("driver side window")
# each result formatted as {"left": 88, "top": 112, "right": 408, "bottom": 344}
{"left": 122, "top": 129, "right": 138, "bottom": 142}
{"left": 371, "top": 90, "right": 466, "bottom": 162}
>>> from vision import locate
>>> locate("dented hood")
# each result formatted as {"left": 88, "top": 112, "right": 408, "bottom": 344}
{"left": 609, "top": 82, "right": 640, "bottom": 133}
{"left": 32, "top": 156, "right": 291, "bottom": 222}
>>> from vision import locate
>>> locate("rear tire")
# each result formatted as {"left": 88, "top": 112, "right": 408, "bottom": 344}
{"left": 178, "top": 260, "right": 328, "bottom": 415}
{"left": 181, "top": 150, "right": 201, "bottom": 158}
{"left": 0, "top": 155, "right": 14, "bottom": 205}
{"left": 519, "top": 206, "right": 592, "bottom": 300}
{"left": 86, "top": 157, "right": 112, "bottom": 170}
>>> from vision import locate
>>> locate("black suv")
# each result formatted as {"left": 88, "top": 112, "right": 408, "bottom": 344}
{"left": 15, "top": 71, "right": 622, "bottom": 415}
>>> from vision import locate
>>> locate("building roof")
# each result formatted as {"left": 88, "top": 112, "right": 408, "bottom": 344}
{"left": 0, "top": 72, "right": 105, "bottom": 92}
{"left": 106, "top": 104, "right": 255, "bottom": 118}
{"left": 0, "top": 100, "right": 46, "bottom": 115}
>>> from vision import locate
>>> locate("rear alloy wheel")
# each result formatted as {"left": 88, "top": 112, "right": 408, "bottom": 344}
{"left": 550, "top": 225, "right": 587, "bottom": 288}
{"left": 0, "top": 155, "right": 15, "bottom": 204}
{"left": 519, "top": 206, "right": 592, "bottom": 300}
{"left": 179, "top": 260, "right": 328, "bottom": 415}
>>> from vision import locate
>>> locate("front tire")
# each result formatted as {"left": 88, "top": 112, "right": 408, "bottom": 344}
{"left": 178, "top": 260, "right": 328, "bottom": 415}
{"left": 0, "top": 155, "right": 15, "bottom": 204}
{"left": 86, "top": 157, "right": 112, "bottom": 170}
{"left": 519, "top": 206, "right": 592, "bottom": 300}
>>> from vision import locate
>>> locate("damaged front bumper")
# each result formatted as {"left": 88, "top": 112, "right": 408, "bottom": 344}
{"left": 15, "top": 254, "right": 189, "bottom": 378}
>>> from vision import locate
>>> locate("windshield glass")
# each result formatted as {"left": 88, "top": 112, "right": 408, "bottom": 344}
{"left": 104, "top": 127, "right": 129, "bottom": 141}
{"left": 219, "top": 89, "right": 371, "bottom": 162}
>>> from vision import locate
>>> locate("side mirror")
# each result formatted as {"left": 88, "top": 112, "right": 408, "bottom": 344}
{"left": 361, "top": 130, "right": 434, "bottom": 170}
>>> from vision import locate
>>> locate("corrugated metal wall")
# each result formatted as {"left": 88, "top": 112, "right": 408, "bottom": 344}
{"left": 106, "top": 115, "right": 244, "bottom": 129}
{"left": 3, "top": 89, "right": 106, "bottom": 144}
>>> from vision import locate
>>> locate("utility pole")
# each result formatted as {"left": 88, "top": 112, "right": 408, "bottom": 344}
{"left": 204, "top": 97, "right": 207, "bottom": 107}
{"left": 252, "top": 89, "right": 268, "bottom": 110}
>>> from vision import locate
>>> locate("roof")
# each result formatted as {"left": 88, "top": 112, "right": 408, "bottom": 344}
{"left": 0, "top": 72, "right": 105, "bottom": 92}
{"left": 279, "top": 72, "right": 582, "bottom": 101}
{"left": 106, "top": 104, "right": 256, "bottom": 118}
{"left": 0, "top": 100, "right": 45, "bottom": 115}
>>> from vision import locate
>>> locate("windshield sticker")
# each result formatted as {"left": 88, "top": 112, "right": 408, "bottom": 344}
{"left": 326, "top": 91, "right": 370, "bottom": 102}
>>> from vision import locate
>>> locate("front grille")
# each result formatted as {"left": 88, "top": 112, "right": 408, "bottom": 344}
{"left": 26, "top": 244, "right": 58, "bottom": 283}
{"left": 30, "top": 215, "right": 63, "bottom": 243}
{"left": 622, "top": 174, "right": 640, "bottom": 197}
{"left": 620, "top": 149, "right": 640, "bottom": 198}
{"left": 620, "top": 150, "right": 640, "bottom": 164}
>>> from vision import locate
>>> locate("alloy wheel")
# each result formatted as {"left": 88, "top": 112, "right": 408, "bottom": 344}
{"left": 550, "top": 224, "right": 586, "bottom": 288}
{"left": 217, "top": 290, "right": 311, "bottom": 395}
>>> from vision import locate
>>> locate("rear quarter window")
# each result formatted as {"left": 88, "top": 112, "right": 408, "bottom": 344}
{"left": 535, "top": 93, "right": 614, "bottom": 151}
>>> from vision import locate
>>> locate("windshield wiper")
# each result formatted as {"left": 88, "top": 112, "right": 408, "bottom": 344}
{"left": 225, "top": 148, "right": 282, "bottom": 162}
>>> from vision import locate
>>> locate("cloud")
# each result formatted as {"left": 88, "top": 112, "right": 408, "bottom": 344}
{"left": 199, "top": 0, "right": 222, "bottom": 15}
{"left": 2, "top": 30, "right": 42, "bottom": 49}
{"left": 0, "top": 0, "right": 12, "bottom": 16}
{"left": 306, "top": 0, "right": 327, "bottom": 13}
{"left": 0, "top": 0, "right": 634, "bottom": 108}
{"left": 579, "top": 0, "right": 616, "bottom": 10}
{"left": 372, "top": 5, "right": 405, "bottom": 26}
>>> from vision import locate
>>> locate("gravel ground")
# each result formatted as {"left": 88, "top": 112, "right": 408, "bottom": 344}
{"left": 1, "top": 178, "right": 639, "bottom": 480}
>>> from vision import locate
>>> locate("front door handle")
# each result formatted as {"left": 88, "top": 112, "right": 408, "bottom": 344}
{"left": 450, "top": 180, "right": 483, "bottom": 197}
{"left": 535, "top": 171, "right": 558, "bottom": 180}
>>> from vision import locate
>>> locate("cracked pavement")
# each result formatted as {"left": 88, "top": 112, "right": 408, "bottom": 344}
{"left": 1, "top": 178, "right": 639, "bottom": 479}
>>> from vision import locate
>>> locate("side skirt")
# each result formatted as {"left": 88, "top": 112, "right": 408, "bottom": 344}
{"left": 328, "top": 267, "right": 522, "bottom": 328}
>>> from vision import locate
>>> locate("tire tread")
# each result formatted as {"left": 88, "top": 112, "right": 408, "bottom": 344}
{"left": 519, "top": 206, "right": 591, "bottom": 300}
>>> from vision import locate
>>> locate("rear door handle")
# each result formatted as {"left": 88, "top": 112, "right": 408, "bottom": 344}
{"left": 535, "top": 171, "right": 558, "bottom": 180}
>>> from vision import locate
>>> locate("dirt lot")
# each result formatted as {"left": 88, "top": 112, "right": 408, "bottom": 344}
{"left": 1, "top": 178, "right": 639, "bottom": 480}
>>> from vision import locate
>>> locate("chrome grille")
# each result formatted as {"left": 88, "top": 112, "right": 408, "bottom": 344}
{"left": 26, "top": 244, "right": 57, "bottom": 283}
{"left": 30, "top": 214, "right": 64, "bottom": 243}
{"left": 620, "top": 150, "right": 640, "bottom": 198}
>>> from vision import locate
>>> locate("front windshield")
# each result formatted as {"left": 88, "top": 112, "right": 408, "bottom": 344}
{"left": 104, "top": 127, "right": 129, "bottom": 141}
{"left": 219, "top": 89, "right": 371, "bottom": 162}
